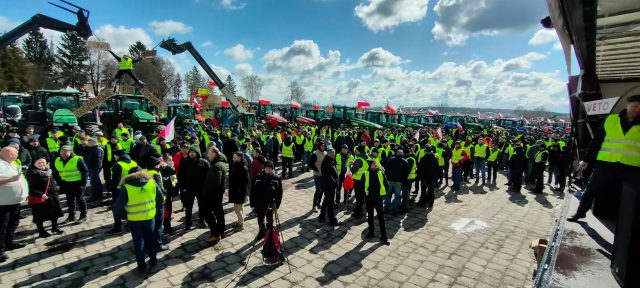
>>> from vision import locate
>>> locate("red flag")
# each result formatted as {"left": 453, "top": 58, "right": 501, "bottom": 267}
{"left": 559, "top": 119, "right": 566, "bottom": 123}
{"left": 220, "top": 100, "right": 230, "bottom": 107}
{"left": 259, "top": 99, "right": 271, "bottom": 105}
{"left": 327, "top": 106, "right": 334, "bottom": 112}
{"left": 313, "top": 104, "right": 320, "bottom": 110}
{"left": 477, "top": 111, "right": 482, "bottom": 119}
{"left": 357, "top": 100, "right": 370, "bottom": 109}
{"left": 436, "top": 128, "right": 443, "bottom": 140}
{"left": 208, "top": 80, "right": 217, "bottom": 87}
{"left": 159, "top": 117, "right": 176, "bottom": 142}
{"left": 498, "top": 113, "right": 504, "bottom": 119}
{"left": 386, "top": 105, "right": 396, "bottom": 114}
{"left": 193, "top": 101, "right": 202, "bottom": 112}
{"left": 291, "top": 101, "right": 301, "bottom": 109}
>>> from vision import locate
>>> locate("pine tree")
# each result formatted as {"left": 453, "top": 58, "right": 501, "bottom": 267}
{"left": 22, "top": 29, "right": 54, "bottom": 71}
{"left": 224, "top": 75, "right": 237, "bottom": 95}
{"left": 128, "top": 41, "right": 148, "bottom": 59}
{"left": 184, "top": 66, "right": 204, "bottom": 96}
{"left": 22, "top": 29, "right": 56, "bottom": 89}
{"left": 56, "top": 31, "right": 89, "bottom": 89}
{"left": 173, "top": 73, "right": 183, "bottom": 100}
{"left": 0, "top": 44, "right": 31, "bottom": 92}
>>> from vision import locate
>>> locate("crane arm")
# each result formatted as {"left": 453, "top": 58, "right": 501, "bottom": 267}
{"left": 160, "top": 38, "right": 247, "bottom": 114}
{"left": 0, "top": 0, "right": 91, "bottom": 49}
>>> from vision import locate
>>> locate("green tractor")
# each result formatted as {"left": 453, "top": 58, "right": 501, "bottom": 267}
{"left": 365, "top": 111, "right": 404, "bottom": 129}
{"left": 321, "top": 106, "right": 382, "bottom": 133}
{"left": 167, "top": 102, "right": 199, "bottom": 129}
{"left": 26, "top": 89, "right": 99, "bottom": 136}
{"left": 397, "top": 113, "right": 423, "bottom": 128}
{"left": 100, "top": 93, "right": 161, "bottom": 137}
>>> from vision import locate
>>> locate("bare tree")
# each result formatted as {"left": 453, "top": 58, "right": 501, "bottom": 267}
{"left": 288, "top": 80, "right": 305, "bottom": 103}
{"left": 242, "top": 74, "right": 263, "bottom": 102}
{"left": 88, "top": 49, "right": 110, "bottom": 94}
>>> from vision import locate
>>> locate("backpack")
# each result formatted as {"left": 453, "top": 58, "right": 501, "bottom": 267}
{"left": 262, "top": 226, "right": 284, "bottom": 265}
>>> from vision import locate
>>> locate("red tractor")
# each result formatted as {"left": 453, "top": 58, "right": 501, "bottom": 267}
{"left": 280, "top": 102, "right": 316, "bottom": 126}
{"left": 251, "top": 99, "right": 287, "bottom": 129}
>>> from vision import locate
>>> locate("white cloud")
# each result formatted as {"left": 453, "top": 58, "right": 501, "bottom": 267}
{"left": 149, "top": 20, "right": 193, "bottom": 36}
{"left": 201, "top": 40, "right": 213, "bottom": 47}
{"left": 220, "top": 0, "right": 246, "bottom": 10}
{"left": 263, "top": 40, "right": 350, "bottom": 80}
{"left": 528, "top": 29, "right": 558, "bottom": 45}
{"left": 357, "top": 47, "right": 406, "bottom": 68}
{"left": 355, "top": 0, "right": 429, "bottom": 32}
{"left": 0, "top": 16, "right": 18, "bottom": 32}
{"left": 94, "top": 24, "right": 153, "bottom": 53}
{"left": 224, "top": 44, "right": 254, "bottom": 62}
{"left": 233, "top": 63, "right": 253, "bottom": 77}
{"left": 432, "top": 0, "right": 548, "bottom": 46}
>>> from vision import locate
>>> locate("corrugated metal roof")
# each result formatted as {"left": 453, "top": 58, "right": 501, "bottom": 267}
{"left": 595, "top": 1, "right": 640, "bottom": 80}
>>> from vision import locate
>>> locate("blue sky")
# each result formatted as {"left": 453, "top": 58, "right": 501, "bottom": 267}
{"left": 0, "top": 0, "right": 571, "bottom": 112}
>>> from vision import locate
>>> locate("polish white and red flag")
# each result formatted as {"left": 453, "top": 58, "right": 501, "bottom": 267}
{"left": 159, "top": 117, "right": 176, "bottom": 142}
{"left": 436, "top": 127, "right": 443, "bottom": 140}
{"left": 357, "top": 100, "right": 370, "bottom": 109}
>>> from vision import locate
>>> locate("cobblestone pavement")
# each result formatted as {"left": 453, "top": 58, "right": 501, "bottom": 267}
{"left": 0, "top": 167, "right": 564, "bottom": 287}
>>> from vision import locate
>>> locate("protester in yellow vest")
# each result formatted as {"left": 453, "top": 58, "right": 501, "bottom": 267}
{"left": 52, "top": 146, "right": 88, "bottom": 223}
{"left": 119, "top": 133, "right": 134, "bottom": 154}
{"left": 569, "top": 95, "right": 640, "bottom": 221}
{"left": 107, "top": 149, "right": 138, "bottom": 235}
{"left": 350, "top": 145, "right": 369, "bottom": 218}
{"left": 114, "top": 168, "right": 163, "bottom": 273}
{"left": 108, "top": 50, "right": 145, "bottom": 87}
{"left": 363, "top": 159, "right": 390, "bottom": 246}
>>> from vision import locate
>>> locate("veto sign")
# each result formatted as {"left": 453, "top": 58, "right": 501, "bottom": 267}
{"left": 584, "top": 97, "right": 619, "bottom": 116}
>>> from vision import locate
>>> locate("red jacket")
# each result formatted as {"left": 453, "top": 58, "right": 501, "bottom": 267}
{"left": 173, "top": 151, "right": 187, "bottom": 175}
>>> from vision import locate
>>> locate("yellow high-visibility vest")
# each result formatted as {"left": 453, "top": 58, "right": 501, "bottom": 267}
{"left": 596, "top": 114, "right": 640, "bottom": 167}
{"left": 282, "top": 143, "right": 294, "bottom": 158}
{"left": 119, "top": 57, "right": 133, "bottom": 70}
{"left": 352, "top": 157, "right": 369, "bottom": 181}
{"left": 46, "top": 138, "right": 60, "bottom": 153}
{"left": 407, "top": 156, "right": 417, "bottom": 180}
{"left": 364, "top": 170, "right": 386, "bottom": 196}
{"left": 105, "top": 143, "right": 123, "bottom": 162}
{"left": 452, "top": 148, "right": 464, "bottom": 164}
{"left": 474, "top": 144, "right": 487, "bottom": 158}
{"left": 336, "top": 153, "right": 354, "bottom": 174}
{"left": 124, "top": 178, "right": 156, "bottom": 221}
{"left": 487, "top": 148, "right": 500, "bottom": 162}
{"left": 55, "top": 156, "right": 83, "bottom": 182}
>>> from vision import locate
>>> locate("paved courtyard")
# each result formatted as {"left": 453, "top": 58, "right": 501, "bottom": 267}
{"left": 0, "top": 168, "right": 564, "bottom": 287}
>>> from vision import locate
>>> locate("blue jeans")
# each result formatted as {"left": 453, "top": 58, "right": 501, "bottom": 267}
{"left": 129, "top": 219, "right": 158, "bottom": 270}
{"left": 89, "top": 168, "right": 103, "bottom": 198}
{"left": 385, "top": 181, "right": 403, "bottom": 210}
{"left": 474, "top": 160, "right": 486, "bottom": 183}
{"left": 452, "top": 165, "right": 462, "bottom": 190}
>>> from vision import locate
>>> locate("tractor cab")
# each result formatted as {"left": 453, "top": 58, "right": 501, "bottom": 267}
{"left": 398, "top": 114, "right": 423, "bottom": 128}
{"left": 252, "top": 99, "right": 287, "bottom": 129}
{"left": 0, "top": 92, "right": 31, "bottom": 126}
{"left": 495, "top": 118, "right": 527, "bottom": 134}
{"left": 167, "top": 102, "right": 199, "bottom": 127}
{"left": 280, "top": 103, "right": 316, "bottom": 125}
{"left": 366, "top": 111, "right": 404, "bottom": 128}
{"left": 101, "top": 94, "right": 160, "bottom": 136}
{"left": 27, "top": 90, "right": 84, "bottom": 135}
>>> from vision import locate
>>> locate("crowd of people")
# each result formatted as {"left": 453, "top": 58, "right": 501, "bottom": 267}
{"left": 0, "top": 117, "right": 572, "bottom": 273}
